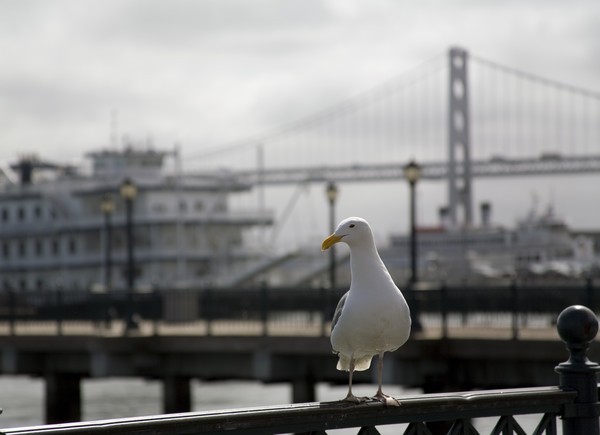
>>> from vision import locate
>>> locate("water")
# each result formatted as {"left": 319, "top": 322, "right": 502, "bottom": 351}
{"left": 0, "top": 376, "right": 555, "bottom": 434}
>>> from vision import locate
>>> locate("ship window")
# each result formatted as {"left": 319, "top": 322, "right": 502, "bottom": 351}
{"left": 52, "top": 239, "right": 60, "bottom": 255}
{"left": 34, "top": 206, "right": 42, "bottom": 219}
{"left": 2, "top": 242, "right": 9, "bottom": 259}
{"left": 195, "top": 201, "right": 203, "bottom": 212}
{"left": 1, "top": 208, "right": 7, "bottom": 222}
{"left": 35, "top": 240, "right": 43, "bottom": 256}
{"left": 19, "top": 279, "right": 26, "bottom": 291}
{"left": 179, "top": 200, "right": 187, "bottom": 213}
{"left": 18, "top": 240, "right": 26, "bottom": 257}
{"left": 36, "top": 279, "right": 44, "bottom": 290}
{"left": 68, "top": 238, "right": 77, "bottom": 254}
{"left": 18, "top": 207, "right": 25, "bottom": 221}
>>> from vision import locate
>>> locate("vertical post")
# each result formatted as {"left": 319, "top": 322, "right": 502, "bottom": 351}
{"left": 447, "top": 47, "right": 472, "bottom": 228}
{"left": 441, "top": 283, "right": 448, "bottom": 339}
{"left": 511, "top": 281, "right": 519, "bottom": 340}
{"left": 121, "top": 178, "right": 139, "bottom": 334}
{"left": 555, "top": 305, "right": 600, "bottom": 435}
{"left": 8, "top": 289, "right": 16, "bottom": 336}
{"left": 320, "top": 286, "right": 328, "bottom": 337}
{"left": 125, "top": 196, "right": 136, "bottom": 332}
{"left": 260, "top": 285, "right": 269, "bottom": 336}
{"left": 152, "top": 289, "right": 160, "bottom": 336}
{"left": 257, "top": 144, "right": 266, "bottom": 248}
{"left": 163, "top": 376, "right": 191, "bottom": 414}
{"left": 586, "top": 277, "right": 594, "bottom": 312}
{"left": 174, "top": 144, "right": 185, "bottom": 282}
{"left": 100, "top": 193, "right": 115, "bottom": 332}
{"left": 45, "top": 373, "right": 81, "bottom": 424}
{"left": 203, "top": 288, "right": 213, "bottom": 336}
{"left": 325, "top": 181, "right": 338, "bottom": 290}
{"left": 105, "top": 212, "right": 112, "bottom": 291}
{"left": 56, "top": 289, "right": 63, "bottom": 336}
{"left": 409, "top": 180, "right": 417, "bottom": 285}
{"left": 404, "top": 161, "right": 422, "bottom": 333}
{"left": 292, "top": 378, "right": 316, "bottom": 403}
{"left": 125, "top": 196, "right": 134, "bottom": 292}
{"left": 100, "top": 195, "right": 114, "bottom": 292}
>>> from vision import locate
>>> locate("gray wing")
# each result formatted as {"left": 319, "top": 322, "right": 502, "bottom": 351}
{"left": 330, "top": 291, "right": 349, "bottom": 335}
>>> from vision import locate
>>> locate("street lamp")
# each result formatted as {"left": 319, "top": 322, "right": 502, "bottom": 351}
{"left": 404, "top": 160, "right": 422, "bottom": 333}
{"left": 403, "top": 160, "right": 421, "bottom": 285}
{"left": 100, "top": 195, "right": 114, "bottom": 291}
{"left": 325, "top": 181, "right": 339, "bottom": 290}
{"left": 120, "top": 178, "right": 138, "bottom": 332}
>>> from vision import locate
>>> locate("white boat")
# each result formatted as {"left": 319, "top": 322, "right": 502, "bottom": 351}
{"left": 387, "top": 203, "right": 597, "bottom": 282}
{"left": 0, "top": 146, "right": 273, "bottom": 292}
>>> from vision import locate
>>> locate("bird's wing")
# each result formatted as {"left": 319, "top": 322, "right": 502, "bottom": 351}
{"left": 330, "top": 291, "right": 349, "bottom": 336}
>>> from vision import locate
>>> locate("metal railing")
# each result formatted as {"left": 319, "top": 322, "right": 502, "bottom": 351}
{"left": 0, "top": 388, "right": 577, "bottom": 434}
{"left": 0, "top": 282, "right": 598, "bottom": 337}
{"left": 1, "top": 304, "right": 600, "bottom": 435}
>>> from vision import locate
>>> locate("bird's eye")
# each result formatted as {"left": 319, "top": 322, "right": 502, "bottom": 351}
{"left": 349, "top": 224, "right": 355, "bottom": 228}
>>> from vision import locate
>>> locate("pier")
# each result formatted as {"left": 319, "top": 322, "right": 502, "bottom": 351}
{"left": 0, "top": 284, "right": 599, "bottom": 424}
{"left": 1, "top": 304, "right": 599, "bottom": 434}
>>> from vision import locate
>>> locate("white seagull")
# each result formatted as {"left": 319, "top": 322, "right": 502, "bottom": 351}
{"left": 321, "top": 217, "right": 411, "bottom": 405}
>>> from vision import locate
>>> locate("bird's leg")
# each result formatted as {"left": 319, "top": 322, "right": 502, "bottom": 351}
{"left": 373, "top": 352, "right": 400, "bottom": 407}
{"left": 342, "top": 359, "right": 362, "bottom": 403}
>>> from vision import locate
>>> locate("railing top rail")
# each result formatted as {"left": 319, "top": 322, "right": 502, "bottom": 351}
{"left": 1, "top": 386, "right": 577, "bottom": 435}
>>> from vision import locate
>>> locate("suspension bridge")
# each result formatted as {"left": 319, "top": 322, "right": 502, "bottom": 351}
{"left": 190, "top": 46, "right": 600, "bottom": 229}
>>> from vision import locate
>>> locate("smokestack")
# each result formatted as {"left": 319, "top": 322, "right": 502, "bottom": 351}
{"left": 480, "top": 202, "right": 491, "bottom": 228}
{"left": 16, "top": 159, "right": 34, "bottom": 185}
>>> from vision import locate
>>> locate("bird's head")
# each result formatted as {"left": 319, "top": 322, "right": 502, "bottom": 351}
{"left": 321, "top": 217, "right": 373, "bottom": 251}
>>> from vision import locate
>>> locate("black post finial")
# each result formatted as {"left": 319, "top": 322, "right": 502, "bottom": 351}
{"left": 557, "top": 305, "right": 599, "bottom": 365}
{"left": 555, "top": 305, "right": 600, "bottom": 435}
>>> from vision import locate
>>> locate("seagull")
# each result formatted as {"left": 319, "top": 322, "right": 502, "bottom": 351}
{"left": 321, "top": 217, "right": 411, "bottom": 405}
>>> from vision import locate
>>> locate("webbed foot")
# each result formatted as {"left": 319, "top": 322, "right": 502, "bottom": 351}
{"left": 342, "top": 393, "right": 368, "bottom": 404}
{"left": 373, "top": 392, "right": 400, "bottom": 407}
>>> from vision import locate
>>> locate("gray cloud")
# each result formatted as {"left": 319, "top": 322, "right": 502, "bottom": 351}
{"left": 1, "top": 0, "right": 599, "bottom": 238}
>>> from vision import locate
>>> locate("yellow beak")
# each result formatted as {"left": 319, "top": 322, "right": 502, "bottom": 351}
{"left": 321, "top": 234, "right": 343, "bottom": 251}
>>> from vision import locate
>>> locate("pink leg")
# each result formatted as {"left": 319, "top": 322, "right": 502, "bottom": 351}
{"left": 343, "top": 359, "right": 361, "bottom": 403}
{"left": 373, "top": 352, "right": 400, "bottom": 406}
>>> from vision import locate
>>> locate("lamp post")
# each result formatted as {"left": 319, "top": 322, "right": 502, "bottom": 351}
{"left": 325, "top": 181, "right": 338, "bottom": 290}
{"left": 100, "top": 195, "right": 114, "bottom": 291}
{"left": 120, "top": 178, "right": 138, "bottom": 332}
{"left": 403, "top": 160, "right": 422, "bottom": 332}
{"left": 403, "top": 161, "right": 421, "bottom": 284}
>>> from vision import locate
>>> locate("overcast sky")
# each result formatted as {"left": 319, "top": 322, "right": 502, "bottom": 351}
{"left": 1, "top": 1, "right": 599, "bottom": 246}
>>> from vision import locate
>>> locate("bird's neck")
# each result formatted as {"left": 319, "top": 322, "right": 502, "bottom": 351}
{"left": 349, "top": 241, "right": 391, "bottom": 289}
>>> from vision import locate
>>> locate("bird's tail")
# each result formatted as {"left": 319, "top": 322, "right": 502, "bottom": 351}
{"left": 336, "top": 354, "right": 373, "bottom": 372}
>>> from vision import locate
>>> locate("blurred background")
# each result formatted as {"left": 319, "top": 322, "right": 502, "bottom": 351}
{"left": 0, "top": 0, "right": 599, "bottom": 432}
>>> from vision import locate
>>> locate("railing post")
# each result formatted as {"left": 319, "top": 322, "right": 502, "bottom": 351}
{"left": 152, "top": 290, "right": 160, "bottom": 336}
{"left": 555, "top": 305, "right": 600, "bottom": 435}
{"left": 56, "top": 289, "right": 63, "bottom": 336}
{"left": 586, "top": 277, "right": 594, "bottom": 312}
{"left": 320, "top": 286, "right": 328, "bottom": 337}
{"left": 440, "top": 283, "right": 448, "bottom": 339}
{"left": 203, "top": 288, "right": 213, "bottom": 336}
{"left": 260, "top": 285, "right": 269, "bottom": 337}
{"left": 8, "top": 289, "right": 16, "bottom": 336}
{"left": 510, "top": 280, "right": 518, "bottom": 340}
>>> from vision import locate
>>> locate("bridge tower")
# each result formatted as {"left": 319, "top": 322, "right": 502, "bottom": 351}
{"left": 447, "top": 47, "right": 473, "bottom": 228}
